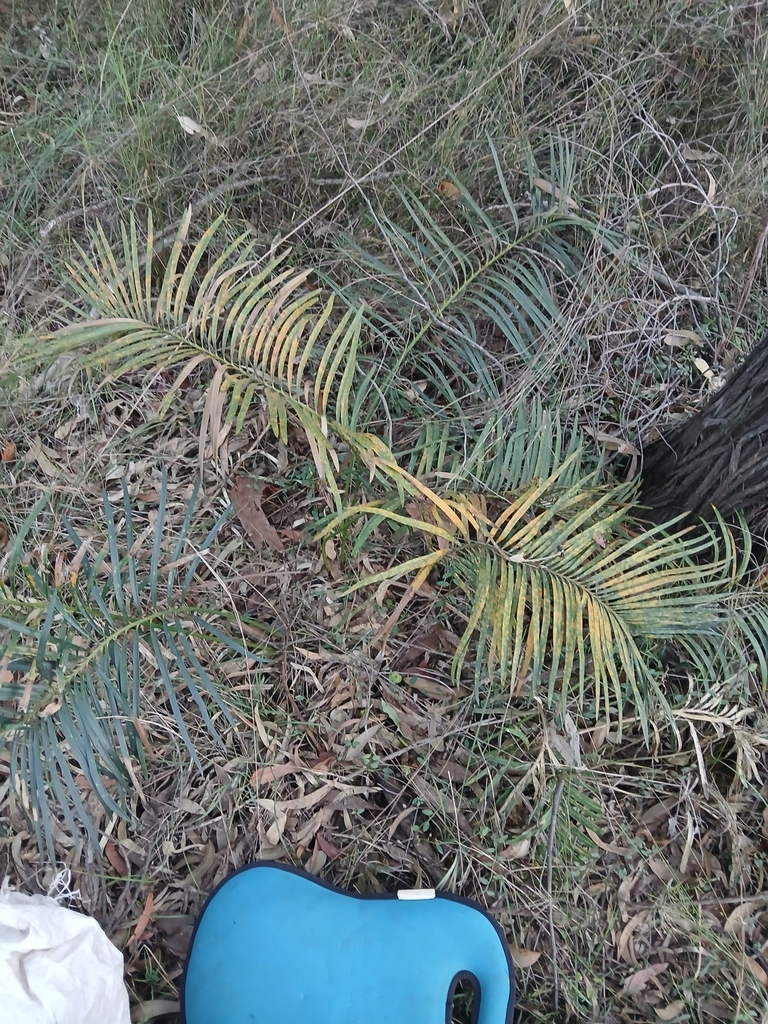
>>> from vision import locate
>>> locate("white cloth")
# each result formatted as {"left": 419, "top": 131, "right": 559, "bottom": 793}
{"left": 0, "top": 883, "right": 130, "bottom": 1024}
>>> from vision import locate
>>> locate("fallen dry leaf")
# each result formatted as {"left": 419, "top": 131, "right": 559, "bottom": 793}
{"left": 590, "top": 721, "right": 608, "bottom": 750}
{"left": 724, "top": 899, "right": 761, "bottom": 943}
{"left": 663, "top": 329, "right": 702, "bottom": 348}
{"left": 500, "top": 838, "right": 530, "bottom": 860}
{"left": 623, "top": 962, "right": 668, "bottom": 995}
{"left": 0, "top": 522, "right": 8, "bottom": 549}
{"left": 617, "top": 910, "right": 650, "bottom": 966}
{"left": 130, "top": 892, "right": 155, "bottom": 947}
{"left": 38, "top": 696, "right": 62, "bottom": 717}
{"left": 681, "top": 145, "right": 713, "bottom": 161}
{"left": 699, "top": 999, "right": 731, "bottom": 1018}
{"left": 346, "top": 116, "right": 376, "bottom": 130}
{"left": 694, "top": 356, "right": 714, "bottom": 380}
{"left": 743, "top": 954, "right": 768, "bottom": 986}
{"left": 104, "top": 838, "right": 128, "bottom": 876}
{"left": 155, "top": 918, "right": 194, "bottom": 959}
{"left": 509, "top": 947, "right": 541, "bottom": 969}
{"left": 547, "top": 724, "right": 580, "bottom": 767}
{"left": 655, "top": 1000, "right": 686, "bottom": 1020}
{"left": 270, "top": 3, "right": 295, "bottom": 37}
{"left": 1, "top": 439, "right": 14, "bottom": 461}
{"left": 230, "top": 476, "right": 285, "bottom": 552}
{"left": 306, "top": 844, "right": 327, "bottom": 875}
{"left": 25, "top": 434, "right": 59, "bottom": 477}
{"left": 618, "top": 868, "right": 641, "bottom": 913}
{"left": 176, "top": 113, "right": 204, "bottom": 135}
{"left": 703, "top": 166, "right": 716, "bottom": 203}
{"left": 316, "top": 834, "right": 342, "bottom": 860}
{"left": 130, "top": 999, "right": 180, "bottom": 1023}
{"left": 642, "top": 799, "right": 676, "bottom": 827}
{"left": 648, "top": 854, "right": 677, "bottom": 884}
{"left": 176, "top": 797, "right": 205, "bottom": 816}
{"left": 404, "top": 672, "right": 453, "bottom": 701}
{"left": 585, "top": 827, "right": 629, "bottom": 856}
{"left": 251, "top": 762, "right": 307, "bottom": 787}
{"left": 583, "top": 425, "right": 641, "bottom": 456}
{"left": 532, "top": 176, "right": 579, "bottom": 210}
{"left": 438, "top": 181, "right": 462, "bottom": 201}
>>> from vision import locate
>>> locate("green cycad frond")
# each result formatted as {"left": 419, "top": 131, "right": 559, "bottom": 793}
{"left": 688, "top": 570, "right": 768, "bottom": 689}
{"left": 403, "top": 400, "right": 585, "bottom": 491}
{"left": 29, "top": 208, "right": 367, "bottom": 508}
{"left": 337, "top": 140, "right": 608, "bottom": 416}
{"left": 0, "top": 473, "right": 270, "bottom": 855}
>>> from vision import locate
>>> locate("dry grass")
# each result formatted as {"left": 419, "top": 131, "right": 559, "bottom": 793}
{"left": 2, "top": 1, "right": 768, "bottom": 1022}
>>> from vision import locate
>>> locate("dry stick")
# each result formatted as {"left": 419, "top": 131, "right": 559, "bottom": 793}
{"left": 644, "top": 264, "right": 711, "bottom": 311}
{"left": 546, "top": 776, "right": 566, "bottom": 1016}
{"left": 733, "top": 215, "right": 768, "bottom": 332}
{"left": 632, "top": 893, "right": 768, "bottom": 912}
{"left": 38, "top": 165, "right": 405, "bottom": 243}
{"left": 39, "top": 198, "right": 117, "bottom": 238}
{"left": 597, "top": 233, "right": 711, "bottom": 313}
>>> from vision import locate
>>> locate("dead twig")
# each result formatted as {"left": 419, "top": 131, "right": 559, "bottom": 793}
{"left": 546, "top": 776, "right": 566, "bottom": 1015}
{"left": 733, "top": 215, "right": 768, "bottom": 332}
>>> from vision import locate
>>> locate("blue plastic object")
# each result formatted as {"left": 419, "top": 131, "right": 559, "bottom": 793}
{"left": 182, "top": 863, "right": 515, "bottom": 1024}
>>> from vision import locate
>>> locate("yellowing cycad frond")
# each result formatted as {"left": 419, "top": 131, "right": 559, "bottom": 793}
{"left": 333, "top": 443, "right": 739, "bottom": 734}
{"left": 30, "top": 210, "right": 377, "bottom": 509}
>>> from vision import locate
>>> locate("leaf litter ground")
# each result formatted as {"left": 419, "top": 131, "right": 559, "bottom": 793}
{"left": 2, "top": 1, "right": 768, "bottom": 1022}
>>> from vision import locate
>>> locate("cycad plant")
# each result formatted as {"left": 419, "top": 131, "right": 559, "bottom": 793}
{"left": 10, "top": 147, "right": 768, "bottom": 838}
{"left": 331, "top": 403, "right": 768, "bottom": 732}
{"left": 0, "top": 474, "right": 268, "bottom": 854}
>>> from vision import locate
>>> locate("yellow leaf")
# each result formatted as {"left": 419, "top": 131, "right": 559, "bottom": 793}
{"left": 438, "top": 182, "right": 462, "bottom": 201}
{"left": 509, "top": 947, "right": 541, "bottom": 969}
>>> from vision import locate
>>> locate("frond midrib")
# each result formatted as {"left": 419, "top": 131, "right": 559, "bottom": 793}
{"left": 391, "top": 212, "right": 585, "bottom": 371}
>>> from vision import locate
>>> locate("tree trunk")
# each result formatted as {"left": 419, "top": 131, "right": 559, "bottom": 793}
{"left": 640, "top": 331, "right": 768, "bottom": 539}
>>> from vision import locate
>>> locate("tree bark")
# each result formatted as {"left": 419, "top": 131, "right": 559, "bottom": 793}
{"left": 640, "top": 331, "right": 768, "bottom": 539}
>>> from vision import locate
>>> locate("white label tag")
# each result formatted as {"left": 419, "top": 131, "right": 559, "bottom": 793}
{"left": 396, "top": 889, "right": 436, "bottom": 901}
